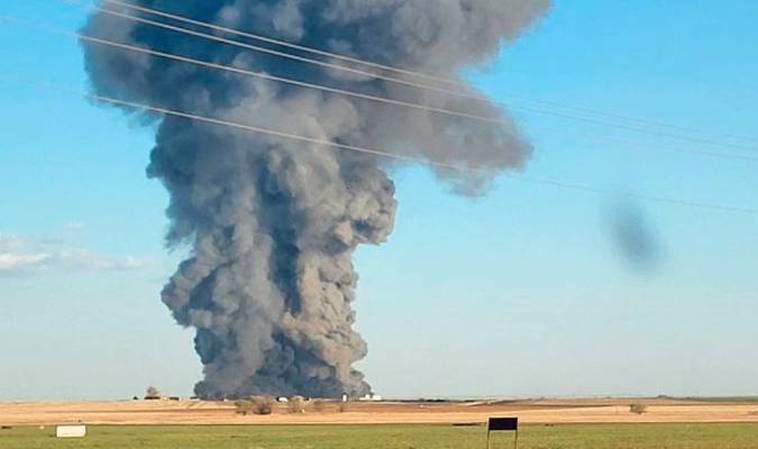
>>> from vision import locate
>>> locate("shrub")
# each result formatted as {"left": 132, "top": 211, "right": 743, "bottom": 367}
{"left": 630, "top": 402, "right": 648, "bottom": 415}
{"left": 234, "top": 399, "right": 254, "bottom": 416}
{"left": 288, "top": 396, "right": 306, "bottom": 414}
{"left": 337, "top": 401, "right": 349, "bottom": 413}
{"left": 311, "top": 400, "right": 326, "bottom": 412}
{"left": 252, "top": 396, "right": 275, "bottom": 415}
{"left": 144, "top": 386, "right": 161, "bottom": 400}
{"left": 235, "top": 396, "right": 275, "bottom": 415}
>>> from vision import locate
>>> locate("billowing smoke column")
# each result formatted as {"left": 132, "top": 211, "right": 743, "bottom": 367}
{"left": 81, "top": 0, "right": 551, "bottom": 398}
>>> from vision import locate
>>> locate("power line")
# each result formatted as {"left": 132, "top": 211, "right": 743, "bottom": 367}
{"left": 3, "top": 75, "right": 756, "bottom": 216}
{"left": 4, "top": 14, "right": 757, "bottom": 164}
{"left": 527, "top": 126, "right": 758, "bottom": 163}
{"left": 503, "top": 92, "right": 758, "bottom": 146}
{"left": 73, "top": 0, "right": 758, "bottom": 154}
{"left": 506, "top": 101, "right": 758, "bottom": 153}
{"left": 90, "top": 0, "right": 758, "bottom": 150}
{"left": 93, "top": 0, "right": 758, "bottom": 148}
{"left": 0, "top": 16, "right": 511, "bottom": 126}
{"left": 86, "top": 3, "right": 472, "bottom": 99}
{"left": 99, "top": 0, "right": 459, "bottom": 89}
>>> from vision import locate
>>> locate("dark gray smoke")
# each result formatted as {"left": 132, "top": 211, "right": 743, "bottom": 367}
{"left": 81, "top": 0, "right": 551, "bottom": 398}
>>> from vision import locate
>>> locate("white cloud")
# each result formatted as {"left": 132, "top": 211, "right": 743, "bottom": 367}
{"left": 0, "top": 233, "right": 149, "bottom": 277}
{"left": 63, "top": 221, "right": 86, "bottom": 232}
{"left": 0, "top": 253, "right": 51, "bottom": 270}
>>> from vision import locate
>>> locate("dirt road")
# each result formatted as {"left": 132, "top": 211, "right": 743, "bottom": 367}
{"left": 2, "top": 398, "right": 757, "bottom": 426}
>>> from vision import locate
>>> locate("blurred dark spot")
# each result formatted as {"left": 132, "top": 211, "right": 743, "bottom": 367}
{"left": 608, "top": 199, "right": 662, "bottom": 273}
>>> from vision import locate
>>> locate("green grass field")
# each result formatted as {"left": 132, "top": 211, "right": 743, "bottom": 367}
{"left": 1, "top": 424, "right": 758, "bottom": 449}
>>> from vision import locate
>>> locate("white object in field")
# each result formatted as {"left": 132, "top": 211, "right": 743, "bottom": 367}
{"left": 56, "top": 425, "right": 86, "bottom": 438}
{"left": 276, "top": 397, "right": 289, "bottom": 403}
{"left": 341, "top": 393, "right": 348, "bottom": 402}
{"left": 358, "top": 393, "right": 383, "bottom": 401}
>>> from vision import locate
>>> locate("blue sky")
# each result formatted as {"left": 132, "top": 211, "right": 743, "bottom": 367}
{"left": 1, "top": 1, "right": 757, "bottom": 400}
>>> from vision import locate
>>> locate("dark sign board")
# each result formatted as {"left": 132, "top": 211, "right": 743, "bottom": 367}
{"left": 488, "top": 417, "right": 518, "bottom": 432}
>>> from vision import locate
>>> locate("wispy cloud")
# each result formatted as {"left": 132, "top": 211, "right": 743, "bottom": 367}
{"left": 63, "top": 221, "right": 86, "bottom": 232}
{"left": 0, "top": 233, "right": 149, "bottom": 277}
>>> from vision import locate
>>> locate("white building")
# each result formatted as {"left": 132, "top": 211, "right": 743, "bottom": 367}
{"left": 56, "top": 425, "right": 86, "bottom": 438}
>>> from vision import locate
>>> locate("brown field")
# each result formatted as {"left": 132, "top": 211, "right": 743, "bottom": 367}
{"left": 2, "top": 397, "right": 758, "bottom": 426}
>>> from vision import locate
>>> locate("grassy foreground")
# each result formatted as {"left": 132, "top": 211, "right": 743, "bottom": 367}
{"left": 1, "top": 423, "right": 758, "bottom": 449}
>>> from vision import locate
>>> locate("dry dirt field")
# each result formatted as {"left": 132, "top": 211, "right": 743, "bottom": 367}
{"left": 2, "top": 398, "right": 758, "bottom": 426}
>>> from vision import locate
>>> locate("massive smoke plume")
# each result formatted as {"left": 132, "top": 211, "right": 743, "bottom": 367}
{"left": 81, "top": 0, "right": 551, "bottom": 398}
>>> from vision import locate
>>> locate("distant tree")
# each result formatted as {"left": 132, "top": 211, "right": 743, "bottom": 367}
{"left": 236, "top": 396, "right": 275, "bottom": 415}
{"left": 629, "top": 402, "right": 648, "bottom": 415}
{"left": 252, "top": 396, "right": 275, "bottom": 415}
{"left": 145, "top": 386, "right": 161, "bottom": 400}
{"left": 311, "top": 400, "right": 326, "bottom": 412}
{"left": 288, "top": 396, "right": 306, "bottom": 414}
{"left": 234, "top": 399, "right": 254, "bottom": 416}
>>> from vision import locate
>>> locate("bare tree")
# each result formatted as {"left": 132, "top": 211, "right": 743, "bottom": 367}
{"left": 629, "top": 402, "right": 648, "bottom": 415}
{"left": 288, "top": 396, "right": 306, "bottom": 414}
{"left": 252, "top": 396, "right": 275, "bottom": 415}
{"left": 144, "top": 386, "right": 161, "bottom": 400}
{"left": 235, "top": 396, "right": 275, "bottom": 415}
{"left": 234, "top": 399, "right": 254, "bottom": 416}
